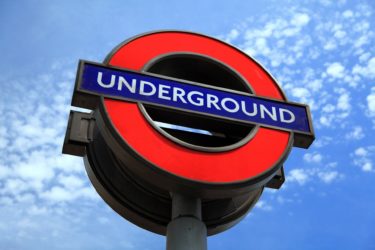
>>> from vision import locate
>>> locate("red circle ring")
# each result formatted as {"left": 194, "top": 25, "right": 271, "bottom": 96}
{"left": 102, "top": 31, "right": 292, "bottom": 184}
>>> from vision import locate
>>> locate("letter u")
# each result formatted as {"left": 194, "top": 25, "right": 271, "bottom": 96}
{"left": 97, "top": 72, "right": 116, "bottom": 88}
{"left": 241, "top": 101, "right": 258, "bottom": 116}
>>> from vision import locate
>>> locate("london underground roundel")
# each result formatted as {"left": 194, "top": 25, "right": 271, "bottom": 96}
{"left": 110, "top": 32, "right": 289, "bottom": 182}
{"left": 64, "top": 30, "right": 314, "bottom": 235}
{"left": 69, "top": 30, "right": 314, "bottom": 197}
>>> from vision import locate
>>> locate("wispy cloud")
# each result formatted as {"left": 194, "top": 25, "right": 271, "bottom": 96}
{"left": 223, "top": 2, "right": 374, "bottom": 133}
{"left": 220, "top": 1, "right": 374, "bottom": 215}
{"left": 352, "top": 146, "right": 375, "bottom": 172}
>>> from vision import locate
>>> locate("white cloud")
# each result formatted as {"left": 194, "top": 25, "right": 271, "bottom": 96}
{"left": 354, "top": 35, "right": 370, "bottom": 48}
{"left": 288, "top": 169, "right": 310, "bottom": 185}
{"left": 307, "top": 79, "right": 323, "bottom": 92}
{"left": 342, "top": 10, "right": 354, "bottom": 18}
{"left": 324, "top": 40, "right": 337, "bottom": 50}
{"left": 318, "top": 99, "right": 350, "bottom": 127}
{"left": 318, "top": 171, "right": 339, "bottom": 184}
{"left": 41, "top": 186, "right": 75, "bottom": 202}
{"left": 58, "top": 174, "right": 85, "bottom": 190}
{"left": 319, "top": 116, "right": 332, "bottom": 126}
{"left": 240, "top": 12, "right": 312, "bottom": 68}
{"left": 303, "top": 153, "right": 323, "bottom": 163}
{"left": 291, "top": 87, "right": 310, "bottom": 99}
{"left": 14, "top": 151, "right": 55, "bottom": 182}
{"left": 326, "top": 62, "right": 345, "bottom": 78}
{"left": 255, "top": 200, "right": 273, "bottom": 211}
{"left": 352, "top": 57, "right": 375, "bottom": 79}
{"left": 359, "top": 52, "right": 371, "bottom": 63}
{"left": 41, "top": 185, "right": 98, "bottom": 203}
{"left": 317, "top": 88, "right": 352, "bottom": 127}
{"left": 255, "top": 37, "right": 271, "bottom": 55}
{"left": 352, "top": 146, "right": 375, "bottom": 173}
{"left": 337, "top": 93, "right": 350, "bottom": 111}
{"left": 291, "top": 13, "right": 310, "bottom": 27}
{"left": 334, "top": 30, "right": 346, "bottom": 39}
{"left": 0, "top": 62, "right": 101, "bottom": 215}
{"left": 225, "top": 29, "right": 239, "bottom": 43}
{"left": 355, "top": 147, "right": 368, "bottom": 157}
{"left": 322, "top": 104, "right": 335, "bottom": 113}
{"left": 276, "top": 195, "right": 294, "bottom": 204}
{"left": 234, "top": 0, "right": 370, "bottom": 158}
{"left": 345, "top": 126, "right": 364, "bottom": 140}
{"left": 2, "top": 179, "right": 29, "bottom": 195}
{"left": 244, "top": 18, "right": 287, "bottom": 40}
{"left": 313, "top": 136, "right": 333, "bottom": 148}
{"left": 288, "top": 167, "right": 343, "bottom": 185}
{"left": 362, "top": 162, "right": 373, "bottom": 172}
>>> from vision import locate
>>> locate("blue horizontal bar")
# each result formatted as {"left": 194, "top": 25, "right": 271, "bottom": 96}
{"left": 77, "top": 61, "right": 312, "bottom": 134}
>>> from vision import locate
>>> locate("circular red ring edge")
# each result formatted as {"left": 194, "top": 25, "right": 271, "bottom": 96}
{"left": 104, "top": 32, "right": 291, "bottom": 183}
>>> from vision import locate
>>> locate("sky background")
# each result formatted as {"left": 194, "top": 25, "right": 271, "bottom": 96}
{"left": 1, "top": 0, "right": 375, "bottom": 249}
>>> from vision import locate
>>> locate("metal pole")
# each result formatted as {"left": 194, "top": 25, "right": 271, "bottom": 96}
{"left": 166, "top": 193, "right": 207, "bottom": 250}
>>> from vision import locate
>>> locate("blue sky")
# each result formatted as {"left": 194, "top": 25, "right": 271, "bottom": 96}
{"left": 1, "top": 0, "right": 375, "bottom": 249}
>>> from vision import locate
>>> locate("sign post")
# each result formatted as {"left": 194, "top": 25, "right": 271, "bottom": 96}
{"left": 63, "top": 30, "right": 314, "bottom": 249}
{"left": 167, "top": 194, "right": 206, "bottom": 250}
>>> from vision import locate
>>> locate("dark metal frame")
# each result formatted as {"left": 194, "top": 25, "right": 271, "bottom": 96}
{"left": 62, "top": 111, "right": 264, "bottom": 236}
{"left": 93, "top": 96, "right": 292, "bottom": 198}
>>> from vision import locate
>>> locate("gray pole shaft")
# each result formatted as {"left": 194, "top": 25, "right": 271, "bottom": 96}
{"left": 166, "top": 193, "right": 207, "bottom": 250}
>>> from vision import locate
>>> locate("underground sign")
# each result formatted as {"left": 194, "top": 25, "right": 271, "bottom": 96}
{"left": 63, "top": 31, "right": 314, "bottom": 235}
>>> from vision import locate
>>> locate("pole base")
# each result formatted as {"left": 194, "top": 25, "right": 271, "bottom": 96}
{"left": 167, "top": 217, "right": 207, "bottom": 250}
